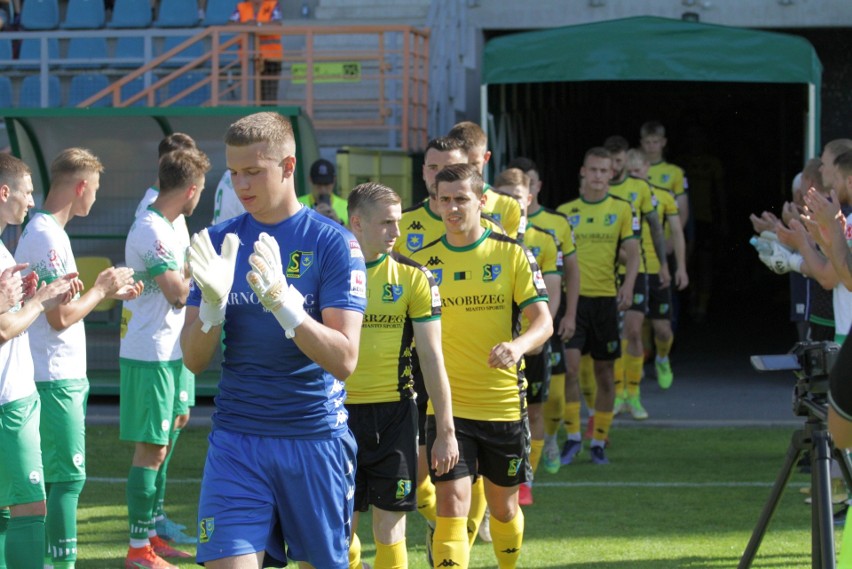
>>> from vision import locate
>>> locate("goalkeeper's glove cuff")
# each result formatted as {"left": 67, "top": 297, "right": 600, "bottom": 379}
{"left": 198, "top": 297, "right": 227, "bottom": 333}
{"left": 789, "top": 253, "right": 803, "bottom": 274}
{"left": 268, "top": 284, "right": 307, "bottom": 338}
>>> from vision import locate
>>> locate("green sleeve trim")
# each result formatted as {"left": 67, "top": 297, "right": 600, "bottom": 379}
{"left": 543, "top": 270, "right": 563, "bottom": 276}
{"left": 519, "top": 296, "right": 547, "bottom": 310}
{"left": 412, "top": 315, "right": 441, "bottom": 323}
{"left": 147, "top": 261, "right": 177, "bottom": 278}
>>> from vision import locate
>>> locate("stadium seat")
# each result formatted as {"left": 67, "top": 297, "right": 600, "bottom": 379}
{"left": 114, "top": 36, "right": 146, "bottom": 68}
{"left": 107, "top": 0, "right": 152, "bottom": 28}
{"left": 20, "top": 0, "right": 60, "bottom": 30}
{"left": 202, "top": 0, "right": 236, "bottom": 26}
{"left": 68, "top": 74, "right": 111, "bottom": 107}
{"left": 0, "top": 77, "right": 13, "bottom": 107}
{"left": 19, "top": 75, "right": 62, "bottom": 108}
{"left": 0, "top": 39, "right": 12, "bottom": 69}
{"left": 160, "top": 35, "right": 206, "bottom": 68}
{"left": 63, "top": 37, "right": 109, "bottom": 69}
{"left": 120, "top": 77, "right": 153, "bottom": 107}
{"left": 163, "top": 72, "right": 210, "bottom": 106}
{"left": 62, "top": 0, "right": 107, "bottom": 29}
{"left": 154, "top": 0, "right": 200, "bottom": 28}
{"left": 18, "top": 38, "right": 60, "bottom": 70}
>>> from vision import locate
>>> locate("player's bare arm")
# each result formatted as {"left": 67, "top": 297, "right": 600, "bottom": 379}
{"left": 489, "top": 301, "right": 552, "bottom": 369}
{"left": 46, "top": 265, "right": 139, "bottom": 331}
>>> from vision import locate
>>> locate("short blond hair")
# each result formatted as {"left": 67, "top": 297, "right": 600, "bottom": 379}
{"left": 625, "top": 148, "right": 649, "bottom": 171}
{"left": 347, "top": 182, "right": 401, "bottom": 216}
{"left": 50, "top": 148, "right": 104, "bottom": 184}
{"left": 448, "top": 121, "right": 487, "bottom": 153}
{"left": 493, "top": 168, "right": 529, "bottom": 191}
{"left": 225, "top": 112, "right": 295, "bottom": 159}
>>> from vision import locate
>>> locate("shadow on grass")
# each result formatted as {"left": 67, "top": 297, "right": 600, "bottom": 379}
{"left": 528, "top": 552, "right": 812, "bottom": 568}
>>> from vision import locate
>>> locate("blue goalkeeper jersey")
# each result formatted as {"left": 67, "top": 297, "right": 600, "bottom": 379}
{"left": 187, "top": 206, "right": 367, "bottom": 438}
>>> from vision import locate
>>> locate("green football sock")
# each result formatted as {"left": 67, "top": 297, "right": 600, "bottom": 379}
{"left": 154, "top": 428, "right": 182, "bottom": 518}
{"left": 46, "top": 479, "right": 84, "bottom": 565}
{"left": 127, "top": 466, "right": 158, "bottom": 541}
{"left": 7, "top": 515, "right": 45, "bottom": 569}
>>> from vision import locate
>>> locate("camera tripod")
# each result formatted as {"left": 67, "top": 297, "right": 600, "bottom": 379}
{"left": 739, "top": 395, "right": 852, "bottom": 569}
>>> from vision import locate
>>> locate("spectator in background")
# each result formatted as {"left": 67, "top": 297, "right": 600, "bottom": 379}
{"left": 0, "top": 0, "right": 21, "bottom": 30}
{"left": 298, "top": 158, "right": 349, "bottom": 225}
{"left": 230, "top": 1, "right": 283, "bottom": 104}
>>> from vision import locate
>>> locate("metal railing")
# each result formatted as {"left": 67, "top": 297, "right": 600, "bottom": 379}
{"left": 0, "top": 25, "right": 429, "bottom": 151}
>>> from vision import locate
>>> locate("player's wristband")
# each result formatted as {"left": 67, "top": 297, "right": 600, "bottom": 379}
{"left": 198, "top": 297, "right": 227, "bottom": 333}
{"left": 789, "top": 253, "right": 803, "bottom": 274}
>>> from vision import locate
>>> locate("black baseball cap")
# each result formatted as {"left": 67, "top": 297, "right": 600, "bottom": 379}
{"left": 310, "top": 159, "right": 336, "bottom": 184}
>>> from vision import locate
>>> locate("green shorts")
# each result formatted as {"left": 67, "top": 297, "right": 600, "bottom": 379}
{"left": 37, "top": 379, "right": 89, "bottom": 483}
{"left": 0, "top": 393, "right": 46, "bottom": 506}
{"left": 173, "top": 363, "right": 196, "bottom": 416}
{"left": 119, "top": 359, "right": 180, "bottom": 445}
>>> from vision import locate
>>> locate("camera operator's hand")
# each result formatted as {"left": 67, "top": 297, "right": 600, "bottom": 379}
{"left": 314, "top": 202, "right": 341, "bottom": 224}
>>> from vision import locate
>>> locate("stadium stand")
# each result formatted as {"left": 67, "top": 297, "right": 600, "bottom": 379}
{"left": 107, "top": 0, "right": 153, "bottom": 28}
{"left": 18, "top": 37, "right": 60, "bottom": 70}
{"left": 202, "top": 0, "right": 236, "bottom": 26}
{"left": 114, "top": 36, "right": 147, "bottom": 68}
{"left": 63, "top": 37, "right": 109, "bottom": 69}
{"left": 0, "top": 39, "right": 12, "bottom": 68}
{"left": 19, "top": 75, "right": 62, "bottom": 107}
{"left": 68, "top": 74, "right": 111, "bottom": 107}
{"left": 154, "top": 0, "right": 200, "bottom": 28}
{"left": 160, "top": 34, "right": 206, "bottom": 68}
{"left": 62, "top": 0, "right": 107, "bottom": 29}
{"left": 20, "top": 0, "right": 60, "bottom": 30}
{"left": 164, "top": 71, "right": 210, "bottom": 106}
{"left": 0, "top": 77, "right": 13, "bottom": 107}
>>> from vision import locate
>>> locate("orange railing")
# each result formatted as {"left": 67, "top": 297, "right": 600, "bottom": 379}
{"left": 72, "top": 25, "right": 430, "bottom": 150}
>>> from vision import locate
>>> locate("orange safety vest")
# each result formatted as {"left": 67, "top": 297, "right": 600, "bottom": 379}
{"left": 237, "top": 1, "right": 283, "bottom": 61}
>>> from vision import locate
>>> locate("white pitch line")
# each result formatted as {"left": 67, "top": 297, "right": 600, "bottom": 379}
{"left": 87, "top": 478, "right": 803, "bottom": 489}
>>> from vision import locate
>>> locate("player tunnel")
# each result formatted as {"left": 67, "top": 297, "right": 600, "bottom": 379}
{"left": 481, "top": 16, "right": 822, "bottom": 336}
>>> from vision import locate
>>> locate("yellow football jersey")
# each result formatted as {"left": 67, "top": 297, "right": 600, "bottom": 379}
{"left": 395, "top": 200, "right": 504, "bottom": 257}
{"left": 346, "top": 252, "right": 441, "bottom": 404}
{"left": 609, "top": 176, "right": 658, "bottom": 274}
{"left": 483, "top": 184, "right": 522, "bottom": 239}
{"left": 648, "top": 161, "right": 687, "bottom": 197}
{"left": 527, "top": 206, "right": 576, "bottom": 259}
{"left": 411, "top": 229, "right": 548, "bottom": 421}
{"left": 557, "top": 195, "right": 638, "bottom": 297}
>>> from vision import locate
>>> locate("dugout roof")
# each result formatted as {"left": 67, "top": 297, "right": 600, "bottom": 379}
{"left": 482, "top": 16, "right": 823, "bottom": 155}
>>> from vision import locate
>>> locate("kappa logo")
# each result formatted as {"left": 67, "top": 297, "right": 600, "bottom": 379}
{"left": 199, "top": 517, "right": 214, "bottom": 543}
{"left": 437, "top": 561, "right": 461, "bottom": 567}
{"left": 407, "top": 220, "right": 425, "bottom": 230}
{"left": 425, "top": 256, "right": 443, "bottom": 266}
{"left": 502, "top": 548, "right": 520, "bottom": 554}
{"left": 286, "top": 250, "right": 315, "bottom": 279}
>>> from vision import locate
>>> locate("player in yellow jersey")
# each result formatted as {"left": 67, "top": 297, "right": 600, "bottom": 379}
{"left": 640, "top": 120, "right": 689, "bottom": 227}
{"left": 493, "top": 168, "right": 563, "bottom": 507}
{"left": 346, "top": 182, "right": 459, "bottom": 569}
{"left": 603, "top": 136, "right": 668, "bottom": 420}
{"left": 556, "top": 147, "right": 640, "bottom": 465}
{"left": 507, "top": 157, "right": 581, "bottom": 475}
{"left": 448, "top": 121, "right": 523, "bottom": 239}
{"left": 395, "top": 136, "right": 501, "bottom": 559}
{"left": 411, "top": 164, "right": 551, "bottom": 569}
{"left": 627, "top": 149, "right": 689, "bottom": 389}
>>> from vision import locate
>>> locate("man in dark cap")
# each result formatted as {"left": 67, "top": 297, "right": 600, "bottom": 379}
{"left": 298, "top": 158, "right": 349, "bottom": 225}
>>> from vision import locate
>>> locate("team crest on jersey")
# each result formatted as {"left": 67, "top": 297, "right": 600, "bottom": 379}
{"left": 550, "top": 350, "right": 562, "bottom": 368}
{"left": 482, "top": 264, "right": 502, "bottom": 282}
{"left": 662, "top": 174, "right": 671, "bottom": 183}
{"left": 629, "top": 192, "right": 638, "bottom": 203}
{"left": 431, "top": 269, "right": 443, "bottom": 285}
{"left": 568, "top": 215, "right": 581, "bottom": 227}
{"left": 406, "top": 233, "right": 424, "bottom": 252}
{"left": 199, "top": 518, "right": 214, "bottom": 543}
{"left": 382, "top": 283, "right": 403, "bottom": 303}
{"left": 634, "top": 293, "right": 645, "bottom": 305}
{"left": 607, "top": 341, "right": 619, "bottom": 353}
{"left": 490, "top": 213, "right": 502, "bottom": 223}
{"left": 395, "top": 479, "right": 413, "bottom": 499}
{"left": 286, "top": 250, "right": 315, "bottom": 278}
{"left": 507, "top": 458, "right": 523, "bottom": 477}
{"left": 604, "top": 214, "right": 618, "bottom": 226}
{"left": 530, "top": 246, "right": 541, "bottom": 258}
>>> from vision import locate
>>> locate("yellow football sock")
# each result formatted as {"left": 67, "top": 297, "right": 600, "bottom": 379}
{"left": 433, "top": 516, "right": 469, "bottom": 569}
{"left": 624, "top": 353, "right": 644, "bottom": 397}
{"left": 544, "top": 372, "right": 565, "bottom": 436}
{"left": 613, "top": 357, "right": 624, "bottom": 394}
{"left": 467, "top": 477, "right": 487, "bottom": 546}
{"left": 563, "top": 401, "right": 581, "bottom": 437}
{"left": 593, "top": 411, "right": 613, "bottom": 442}
{"left": 655, "top": 334, "right": 674, "bottom": 360}
{"left": 490, "top": 510, "right": 524, "bottom": 569}
{"left": 529, "top": 439, "right": 544, "bottom": 475}
{"left": 579, "top": 355, "right": 597, "bottom": 408}
{"left": 348, "top": 531, "right": 361, "bottom": 569}
{"left": 374, "top": 538, "right": 406, "bottom": 569}
{"left": 417, "top": 476, "right": 437, "bottom": 524}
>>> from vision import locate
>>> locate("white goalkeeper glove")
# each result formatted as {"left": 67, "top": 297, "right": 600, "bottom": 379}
{"left": 188, "top": 230, "right": 239, "bottom": 333}
{"left": 246, "top": 232, "right": 306, "bottom": 339}
{"left": 758, "top": 239, "right": 803, "bottom": 275}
